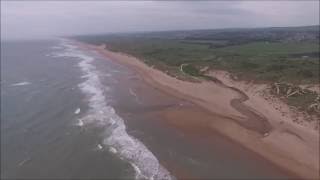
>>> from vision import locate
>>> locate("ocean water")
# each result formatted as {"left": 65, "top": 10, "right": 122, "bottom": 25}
{"left": 1, "top": 39, "right": 292, "bottom": 179}
{"left": 1, "top": 39, "right": 171, "bottom": 179}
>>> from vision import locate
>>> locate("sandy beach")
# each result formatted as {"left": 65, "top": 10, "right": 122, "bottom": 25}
{"left": 78, "top": 42, "right": 319, "bottom": 179}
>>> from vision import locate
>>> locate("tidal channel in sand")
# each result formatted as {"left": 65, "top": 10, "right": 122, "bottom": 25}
{"left": 89, "top": 45, "right": 295, "bottom": 179}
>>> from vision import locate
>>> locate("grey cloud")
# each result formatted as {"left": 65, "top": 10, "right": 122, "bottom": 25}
{"left": 1, "top": 1, "right": 319, "bottom": 40}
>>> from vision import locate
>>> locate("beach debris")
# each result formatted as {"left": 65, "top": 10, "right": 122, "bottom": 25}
{"left": 271, "top": 82, "right": 309, "bottom": 97}
{"left": 286, "top": 87, "right": 292, "bottom": 96}
{"left": 308, "top": 95, "right": 320, "bottom": 113}
{"left": 274, "top": 83, "right": 280, "bottom": 94}
{"left": 270, "top": 82, "right": 320, "bottom": 115}
{"left": 308, "top": 103, "right": 319, "bottom": 111}
{"left": 287, "top": 90, "right": 300, "bottom": 98}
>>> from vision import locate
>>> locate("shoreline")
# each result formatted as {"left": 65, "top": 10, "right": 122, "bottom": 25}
{"left": 77, "top": 41, "right": 319, "bottom": 179}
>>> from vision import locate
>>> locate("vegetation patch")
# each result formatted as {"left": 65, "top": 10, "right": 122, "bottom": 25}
{"left": 270, "top": 83, "right": 320, "bottom": 116}
{"left": 182, "top": 64, "right": 202, "bottom": 77}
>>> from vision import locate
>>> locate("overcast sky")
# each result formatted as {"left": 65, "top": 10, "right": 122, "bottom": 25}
{"left": 1, "top": 1, "right": 319, "bottom": 40}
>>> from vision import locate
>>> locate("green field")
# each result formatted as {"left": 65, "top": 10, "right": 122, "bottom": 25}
{"left": 104, "top": 39, "right": 319, "bottom": 84}
{"left": 213, "top": 42, "right": 319, "bottom": 56}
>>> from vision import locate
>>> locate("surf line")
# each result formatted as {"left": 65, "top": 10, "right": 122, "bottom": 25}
{"left": 58, "top": 40, "right": 174, "bottom": 180}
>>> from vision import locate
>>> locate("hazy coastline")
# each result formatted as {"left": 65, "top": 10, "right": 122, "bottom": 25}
{"left": 2, "top": 1, "right": 319, "bottom": 179}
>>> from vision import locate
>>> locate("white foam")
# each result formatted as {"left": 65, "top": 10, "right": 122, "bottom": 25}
{"left": 50, "top": 46, "right": 63, "bottom": 50}
{"left": 18, "top": 157, "right": 31, "bottom": 166}
{"left": 130, "top": 162, "right": 147, "bottom": 180}
{"left": 109, "top": 147, "right": 118, "bottom": 154}
{"left": 102, "top": 73, "right": 112, "bottom": 77}
{"left": 11, "top": 81, "right": 31, "bottom": 86}
{"left": 74, "top": 108, "right": 81, "bottom": 114}
{"left": 97, "top": 144, "right": 103, "bottom": 150}
{"left": 55, "top": 40, "right": 173, "bottom": 180}
{"left": 76, "top": 119, "right": 84, "bottom": 127}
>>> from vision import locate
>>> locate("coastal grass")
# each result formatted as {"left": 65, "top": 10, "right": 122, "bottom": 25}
{"left": 212, "top": 42, "right": 319, "bottom": 56}
{"left": 181, "top": 64, "right": 202, "bottom": 77}
{"left": 287, "top": 92, "right": 318, "bottom": 113}
{"left": 104, "top": 38, "right": 319, "bottom": 84}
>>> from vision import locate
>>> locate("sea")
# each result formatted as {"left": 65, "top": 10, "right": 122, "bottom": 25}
{"left": 1, "top": 39, "right": 292, "bottom": 179}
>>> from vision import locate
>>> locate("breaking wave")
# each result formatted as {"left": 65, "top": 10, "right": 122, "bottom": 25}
{"left": 51, "top": 40, "right": 173, "bottom": 180}
{"left": 10, "top": 81, "right": 31, "bottom": 86}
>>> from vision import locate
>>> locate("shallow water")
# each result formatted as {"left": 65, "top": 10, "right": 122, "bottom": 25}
{"left": 1, "top": 39, "right": 292, "bottom": 179}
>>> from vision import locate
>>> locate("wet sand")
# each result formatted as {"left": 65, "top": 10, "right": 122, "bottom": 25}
{"left": 77, "top": 42, "right": 319, "bottom": 179}
{"left": 103, "top": 61, "right": 294, "bottom": 179}
{"left": 207, "top": 76, "right": 272, "bottom": 135}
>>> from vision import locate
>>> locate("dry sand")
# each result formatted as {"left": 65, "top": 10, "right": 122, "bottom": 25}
{"left": 79, "top": 42, "right": 319, "bottom": 179}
